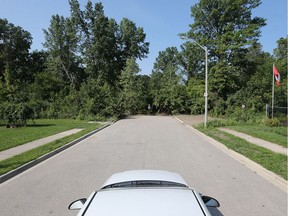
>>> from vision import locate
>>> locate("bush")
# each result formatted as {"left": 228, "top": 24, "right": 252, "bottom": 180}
{"left": 0, "top": 102, "right": 34, "bottom": 127}
{"left": 205, "top": 119, "right": 240, "bottom": 128}
{"left": 264, "top": 118, "right": 281, "bottom": 127}
{"left": 206, "top": 120, "right": 227, "bottom": 128}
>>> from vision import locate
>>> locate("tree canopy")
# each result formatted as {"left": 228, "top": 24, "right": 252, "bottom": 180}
{"left": 0, "top": 0, "right": 286, "bottom": 127}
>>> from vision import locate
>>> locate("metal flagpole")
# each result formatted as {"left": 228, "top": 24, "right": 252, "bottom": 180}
{"left": 272, "top": 64, "right": 275, "bottom": 118}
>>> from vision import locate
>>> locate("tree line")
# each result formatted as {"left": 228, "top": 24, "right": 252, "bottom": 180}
{"left": 0, "top": 0, "right": 287, "bottom": 127}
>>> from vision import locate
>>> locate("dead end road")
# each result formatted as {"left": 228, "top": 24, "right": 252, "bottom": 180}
{"left": 0, "top": 116, "right": 287, "bottom": 216}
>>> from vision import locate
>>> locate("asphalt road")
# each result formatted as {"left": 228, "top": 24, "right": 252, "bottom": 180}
{"left": 0, "top": 116, "right": 287, "bottom": 216}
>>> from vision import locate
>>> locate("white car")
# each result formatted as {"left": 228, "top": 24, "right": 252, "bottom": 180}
{"left": 69, "top": 170, "right": 220, "bottom": 216}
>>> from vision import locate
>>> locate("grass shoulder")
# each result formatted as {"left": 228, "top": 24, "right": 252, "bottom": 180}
{"left": 0, "top": 119, "right": 102, "bottom": 151}
{"left": 196, "top": 125, "right": 287, "bottom": 180}
{"left": 0, "top": 119, "right": 103, "bottom": 175}
{"left": 228, "top": 125, "right": 287, "bottom": 148}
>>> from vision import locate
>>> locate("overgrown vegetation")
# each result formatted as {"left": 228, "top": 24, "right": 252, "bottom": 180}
{"left": 0, "top": 0, "right": 287, "bottom": 126}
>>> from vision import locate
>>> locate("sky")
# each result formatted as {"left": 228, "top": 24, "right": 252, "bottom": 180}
{"left": 0, "top": 0, "right": 287, "bottom": 75}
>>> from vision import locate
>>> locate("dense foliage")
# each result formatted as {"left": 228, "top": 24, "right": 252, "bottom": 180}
{"left": 0, "top": 0, "right": 286, "bottom": 126}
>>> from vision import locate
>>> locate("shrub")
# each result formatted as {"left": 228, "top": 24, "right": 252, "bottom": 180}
{"left": 264, "top": 118, "right": 281, "bottom": 127}
{"left": 0, "top": 102, "right": 34, "bottom": 127}
{"left": 206, "top": 120, "right": 226, "bottom": 128}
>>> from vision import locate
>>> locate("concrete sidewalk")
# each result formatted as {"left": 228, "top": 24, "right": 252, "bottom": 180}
{"left": 219, "top": 128, "right": 287, "bottom": 155}
{"left": 175, "top": 115, "right": 287, "bottom": 155}
{"left": 0, "top": 129, "right": 83, "bottom": 161}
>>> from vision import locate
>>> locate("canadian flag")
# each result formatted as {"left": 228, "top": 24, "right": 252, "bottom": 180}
{"left": 273, "top": 65, "right": 281, "bottom": 86}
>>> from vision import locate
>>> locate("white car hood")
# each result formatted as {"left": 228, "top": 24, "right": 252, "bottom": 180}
{"left": 84, "top": 188, "right": 207, "bottom": 216}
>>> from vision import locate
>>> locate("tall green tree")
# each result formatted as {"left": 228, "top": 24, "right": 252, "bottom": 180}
{"left": 150, "top": 47, "right": 187, "bottom": 114}
{"left": 118, "top": 58, "right": 142, "bottom": 115}
{"left": 43, "top": 15, "right": 82, "bottom": 87}
{"left": 0, "top": 19, "right": 35, "bottom": 126}
{"left": 188, "top": 0, "right": 266, "bottom": 64}
{"left": 186, "top": 77, "right": 205, "bottom": 114}
{"left": 119, "top": 18, "right": 149, "bottom": 62}
{"left": 0, "top": 18, "right": 32, "bottom": 88}
{"left": 80, "top": 1, "right": 118, "bottom": 83}
{"left": 68, "top": 0, "right": 149, "bottom": 85}
{"left": 274, "top": 37, "right": 287, "bottom": 74}
{"left": 183, "top": 0, "right": 266, "bottom": 109}
{"left": 223, "top": 51, "right": 273, "bottom": 113}
{"left": 179, "top": 42, "right": 205, "bottom": 80}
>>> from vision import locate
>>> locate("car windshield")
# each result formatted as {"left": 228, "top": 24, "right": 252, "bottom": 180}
{"left": 102, "top": 180, "right": 188, "bottom": 189}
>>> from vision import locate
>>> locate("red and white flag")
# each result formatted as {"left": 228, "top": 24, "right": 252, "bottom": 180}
{"left": 273, "top": 65, "right": 281, "bottom": 86}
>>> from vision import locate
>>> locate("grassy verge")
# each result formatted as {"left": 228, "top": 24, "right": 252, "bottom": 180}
{"left": 228, "top": 125, "right": 287, "bottom": 147}
{"left": 0, "top": 120, "right": 103, "bottom": 175}
{"left": 197, "top": 126, "right": 287, "bottom": 180}
{"left": 0, "top": 119, "right": 101, "bottom": 151}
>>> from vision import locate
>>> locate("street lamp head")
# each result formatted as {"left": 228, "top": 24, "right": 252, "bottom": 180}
{"left": 178, "top": 34, "right": 207, "bottom": 49}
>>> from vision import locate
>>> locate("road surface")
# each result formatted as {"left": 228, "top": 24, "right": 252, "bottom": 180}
{"left": 0, "top": 116, "right": 287, "bottom": 215}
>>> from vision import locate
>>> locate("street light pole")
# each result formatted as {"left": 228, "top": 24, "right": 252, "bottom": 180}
{"left": 204, "top": 46, "right": 208, "bottom": 127}
{"left": 180, "top": 35, "right": 208, "bottom": 127}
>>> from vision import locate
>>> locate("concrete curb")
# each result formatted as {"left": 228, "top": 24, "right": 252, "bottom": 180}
{"left": 0, "top": 123, "right": 111, "bottom": 184}
{"left": 174, "top": 117, "right": 288, "bottom": 193}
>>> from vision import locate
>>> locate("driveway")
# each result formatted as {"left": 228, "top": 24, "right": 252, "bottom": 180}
{"left": 0, "top": 116, "right": 286, "bottom": 215}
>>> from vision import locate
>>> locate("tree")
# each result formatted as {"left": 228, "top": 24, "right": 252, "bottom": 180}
{"left": 119, "top": 18, "right": 149, "bottom": 62}
{"left": 182, "top": 0, "right": 266, "bottom": 112}
{"left": 209, "top": 60, "right": 240, "bottom": 100}
{"left": 118, "top": 58, "right": 142, "bottom": 115}
{"left": 68, "top": 0, "right": 149, "bottom": 85}
{"left": 0, "top": 19, "right": 35, "bottom": 127}
{"left": 153, "top": 47, "right": 180, "bottom": 72}
{"left": 179, "top": 42, "right": 206, "bottom": 80}
{"left": 188, "top": 0, "right": 266, "bottom": 63}
{"left": 274, "top": 37, "right": 287, "bottom": 61}
{"left": 229, "top": 52, "right": 273, "bottom": 113}
{"left": 150, "top": 47, "right": 187, "bottom": 114}
{"left": 27, "top": 50, "right": 48, "bottom": 81}
{"left": 135, "top": 74, "right": 152, "bottom": 113}
{"left": 272, "top": 37, "right": 287, "bottom": 109}
{"left": 43, "top": 15, "right": 82, "bottom": 88}
{"left": 0, "top": 18, "right": 32, "bottom": 88}
{"left": 186, "top": 77, "right": 205, "bottom": 114}
{"left": 79, "top": 1, "right": 117, "bottom": 83}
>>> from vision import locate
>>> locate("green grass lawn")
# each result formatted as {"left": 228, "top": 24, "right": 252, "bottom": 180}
{"left": 228, "top": 125, "right": 287, "bottom": 147}
{"left": 197, "top": 126, "right": 287, "bottom": 180}
{"left": 0, "top": 119, "right": 103, "bottom": 175}
{"left": 0, "top": 119, "right": 102, "bottom": 151}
